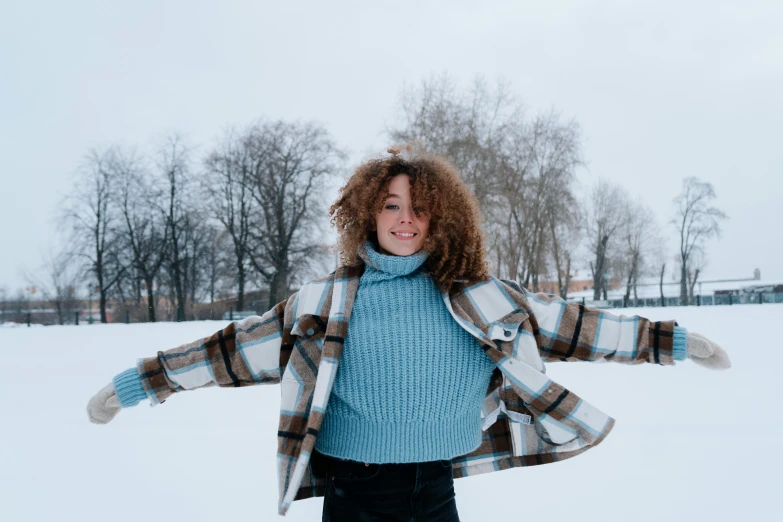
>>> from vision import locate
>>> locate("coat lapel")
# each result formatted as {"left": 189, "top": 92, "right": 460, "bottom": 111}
{"left": 279, "top": 265, "right": 363, "bottom": 511}
{"left": 441, "top": 278, "right": 530, "bottom": 365}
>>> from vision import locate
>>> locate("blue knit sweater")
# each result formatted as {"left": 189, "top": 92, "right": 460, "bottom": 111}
{"left": 314, "top": 242, "right": 498, "bottom": 464}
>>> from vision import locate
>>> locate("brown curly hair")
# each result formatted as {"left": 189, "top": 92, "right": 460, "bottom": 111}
{"left": 329, "top": 145, "right": 490, "bottom": 291}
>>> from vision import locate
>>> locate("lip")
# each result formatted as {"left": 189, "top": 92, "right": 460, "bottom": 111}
{"left": 391, "top": 231, "right": 417, "bottom": 240}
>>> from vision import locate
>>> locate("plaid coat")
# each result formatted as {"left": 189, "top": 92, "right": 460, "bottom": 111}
{"left": 135, "top": 265, "right": 680, "bottom": 516}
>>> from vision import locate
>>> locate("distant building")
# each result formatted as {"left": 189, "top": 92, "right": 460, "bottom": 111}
{"left": 535, "top": 266, "right": 623, "bottom": 296}
{"left": 561, "top": 269, "right": 782, "bottom": 307}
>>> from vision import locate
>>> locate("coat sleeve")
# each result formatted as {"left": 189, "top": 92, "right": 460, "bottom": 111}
{"left": 135, "top": 295, "right": 296, "bottom": 406}
{"left": 522, "top": 289, "right": 688, "bottom": 365}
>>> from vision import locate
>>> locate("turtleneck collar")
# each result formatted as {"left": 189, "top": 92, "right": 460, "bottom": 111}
{"left": 359, "top": 241, "right": 428, "bottom": 279}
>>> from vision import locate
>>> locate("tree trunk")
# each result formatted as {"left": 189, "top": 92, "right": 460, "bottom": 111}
{"left": 624, "top": 256, "right": 638, "bottom": 303}
{"left": 268, "top": 268, "right": 289, "bottom": 310}
{"left": 145, "top": 276, "right": 156, "bottom": 322}
{"left": 679, "top": 261, "right": 688, "bottom": 306}
{"left": 96, "top": 254, "right": 108, "bottom": 323}
{"left": 561, "top": 256, "right": 572, "bottom": 299}
{"left": 550, "top": 218, "right": 565, "bottom": 298}
{"left": 135, "top": 274, "right": 142, "bottom": 309}
{"left": 659, "top": 263, "right": 666, "bottom": 307}
{"left": 171, "top": 246, "right": 185, "bottom": 322}
{"left": 236, "top": 260, "right": 246, "bottom": 312}
{"left": 556, "top": 269, "right": 564, "bottom": 299}
{"left": 209, "top": 269, "right": 216, "bottom": 304}
{"left": 689, "top": 268, "right": 700, "bottom": 303}
{"left": 99, "top": 290, "right": 107, "bottom": 324}
{"left": 593, "top": 234, "right": 608, "bottom": 301}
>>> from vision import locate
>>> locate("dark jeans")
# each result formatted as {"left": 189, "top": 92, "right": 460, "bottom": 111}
{"left": 314, "top": 450, "right": 460, "bottom": 522}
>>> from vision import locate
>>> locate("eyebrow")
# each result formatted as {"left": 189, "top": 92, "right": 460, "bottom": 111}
{"left": 385, "top": 193, "right": 401, "bottom": 199}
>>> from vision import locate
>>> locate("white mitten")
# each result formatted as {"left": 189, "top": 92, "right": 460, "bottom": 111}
{"left": 687, "top": 332, "right": 732, "bottom": 370}
{"left": 87, "top": 382, "right": 122, "bottom": 424}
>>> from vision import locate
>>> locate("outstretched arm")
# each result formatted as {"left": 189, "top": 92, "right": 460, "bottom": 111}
{"left": 523, "top": 290, "right": 687, "bottom": 365}
{"left": 522, "top": 290, "right": 730, "bottom": 369}
{"left": 87, "top": 297, "right": 293, "bottom": 424}
{"left": 135, "top": 299, "right": 290, "bottom": 405}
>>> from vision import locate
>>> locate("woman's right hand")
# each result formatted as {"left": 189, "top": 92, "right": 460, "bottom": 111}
{"left": 87, "top": 382, "right": 122, "bottom": 424}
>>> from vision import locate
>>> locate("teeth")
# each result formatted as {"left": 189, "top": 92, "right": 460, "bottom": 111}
{"left": 393, "top": 233, "right": 415, "bottom": 237}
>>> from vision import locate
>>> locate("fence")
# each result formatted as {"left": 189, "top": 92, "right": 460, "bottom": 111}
{"left": 573, "top": 292, "right": 783, "bottom": 309}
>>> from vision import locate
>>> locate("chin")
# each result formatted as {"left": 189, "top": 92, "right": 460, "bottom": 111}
{"left": 379, "top": 240, "right": 424, "bottom": 256}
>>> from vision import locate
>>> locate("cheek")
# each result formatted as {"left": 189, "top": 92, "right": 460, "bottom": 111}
{"left": 374, "top": 213, "right": 389, "bottom": 232}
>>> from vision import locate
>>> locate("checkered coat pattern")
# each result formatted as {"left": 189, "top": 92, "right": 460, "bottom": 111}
{"left": 135, "top": 265, "right": 680, "bottom": 516}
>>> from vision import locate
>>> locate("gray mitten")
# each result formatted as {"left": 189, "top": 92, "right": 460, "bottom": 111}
{"left": 87, "top": 382, "right": 122, "bottom": 424}
{"left": 687, "top": 332, "right": 732, "bottom": 370}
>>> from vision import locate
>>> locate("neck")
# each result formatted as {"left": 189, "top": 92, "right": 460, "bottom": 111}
{"left": 360, "top": 241, "right": 428, "bottom": 277}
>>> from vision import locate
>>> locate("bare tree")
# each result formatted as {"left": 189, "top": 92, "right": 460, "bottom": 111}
{"left": 516, "top": 113, "right": 582, "bottom": 290}
{"left": 584, "top": 179, "right": 631, "bottom": 301}
{"left": 672, "top": 177, "right": 727, "bottom": 305}
{"left": 203, "top": 126, "right": 261, "bottom": 311}
{"left": 25, "top": 249, "right": 80, "bottom": 325}
{"left": 659, "top": 262, "right": 667, "bottom": 306}
{"left": 621, "top": 202, "right": 659, "bottom": 304}
{"left": 182, "top": 218, "right": 220, "bottom": 313}
{"left": 686, "top": 247, "right": 707, "bottom": 303}
{"left": 156, "top": 135, "right": 195, "bottom": 322}
{"left": 201, "top": 226, "right": 233, "bottom": 305}
{"left": 245, "top": 120, "right": 344, "bottom": 308}
{"left": 61, "top": 147, "right": 125, "bottom": 323}
{"left": 115, "top": 147, "right": 169, "bottom": 322}
{"left": 389, "top": 74, "right": 519, "bottom": 211}
{"left": 546, "top": 193, "right": 580, "bottom": 299}
{"left": 389, "top": 74, "right": 582, "bottom": 291}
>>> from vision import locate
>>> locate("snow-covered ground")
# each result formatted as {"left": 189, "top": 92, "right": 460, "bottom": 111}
{"left": 1, "top": 305, "right": 780, "bottom": 521}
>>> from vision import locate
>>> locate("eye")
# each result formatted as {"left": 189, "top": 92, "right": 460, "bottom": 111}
{"left": 385, "top": 204, "right": 399, "bottom": 210}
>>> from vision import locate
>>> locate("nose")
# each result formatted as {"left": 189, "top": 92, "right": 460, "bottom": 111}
{"left": 399, "top": 206, "right": 414, "bottom": 223}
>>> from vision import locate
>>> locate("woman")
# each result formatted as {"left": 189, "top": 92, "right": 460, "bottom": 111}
{"left": 87, "top": 146, "right": 731, "bottom": 521}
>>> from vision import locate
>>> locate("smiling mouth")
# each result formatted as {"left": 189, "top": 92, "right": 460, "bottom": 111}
{"left": 391, "top": 232, "right": 417, "bottom": 239}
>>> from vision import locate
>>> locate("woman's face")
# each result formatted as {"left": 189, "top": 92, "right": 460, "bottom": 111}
{"left": 374, "top": 174, "right": 430, "bottom": 256}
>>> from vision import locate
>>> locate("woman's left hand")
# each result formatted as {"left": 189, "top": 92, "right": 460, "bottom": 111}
{"left": 687, "top": 332, "right": 732, "bottom": 370}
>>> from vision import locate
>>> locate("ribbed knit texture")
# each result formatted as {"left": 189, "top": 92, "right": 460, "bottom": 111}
{"left": 673, "top": 326, "right": 688, "bottom": 361}
{"left": 113, "top": 367, "right": 148, "bottom": 408}
{"left": 315, "top": 242, "right": 497, "bottom": 464}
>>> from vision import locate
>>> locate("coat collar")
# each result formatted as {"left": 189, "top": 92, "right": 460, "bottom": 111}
{"left": 320, "top": 265, "right": 528, "bottom": 363}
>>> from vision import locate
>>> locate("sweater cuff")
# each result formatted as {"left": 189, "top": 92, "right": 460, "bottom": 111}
{"left": 672, "top": 327, "right": 688, "bottom": 361}
{"left": 113, "top": 367, "right": 149, "bottom": 408}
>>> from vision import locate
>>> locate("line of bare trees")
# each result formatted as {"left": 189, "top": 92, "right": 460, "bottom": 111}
{"left": 50, "top": 121, "right": 343, "bottom": 323}
{"left": 14, "top": 76, "right": 727, "bottom": 325}
{"left": 389, "top": 74, "right": 726, "bottom": 304}
{"left": 390, "top": 75, "right": 582, "bottom": 296}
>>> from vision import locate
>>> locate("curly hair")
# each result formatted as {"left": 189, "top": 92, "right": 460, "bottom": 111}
{"left": 329, "top": 145, "right": 490, "bottom": 291}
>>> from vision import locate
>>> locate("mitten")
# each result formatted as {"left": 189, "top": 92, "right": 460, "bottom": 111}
{"left": 687, "top": 332, "right": 732, "bottom": 370}
{"left": 87, "top": 382, "right": 122, "bottom": 424}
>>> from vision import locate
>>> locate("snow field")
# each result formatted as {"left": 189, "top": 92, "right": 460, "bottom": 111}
{"left": 0, "top": 304, "right": 780, "bottom": 521}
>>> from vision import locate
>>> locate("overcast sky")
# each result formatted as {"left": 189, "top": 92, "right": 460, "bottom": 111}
{"left": 2, "top": 0, "right": 781, "bottom": 293}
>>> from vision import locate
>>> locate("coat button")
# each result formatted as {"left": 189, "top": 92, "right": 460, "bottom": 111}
{"left": 503, "top": 330, "right": 512, "bottom": 337}
{"left": 306, "top": 328, "right": 315, "bottom": 336}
